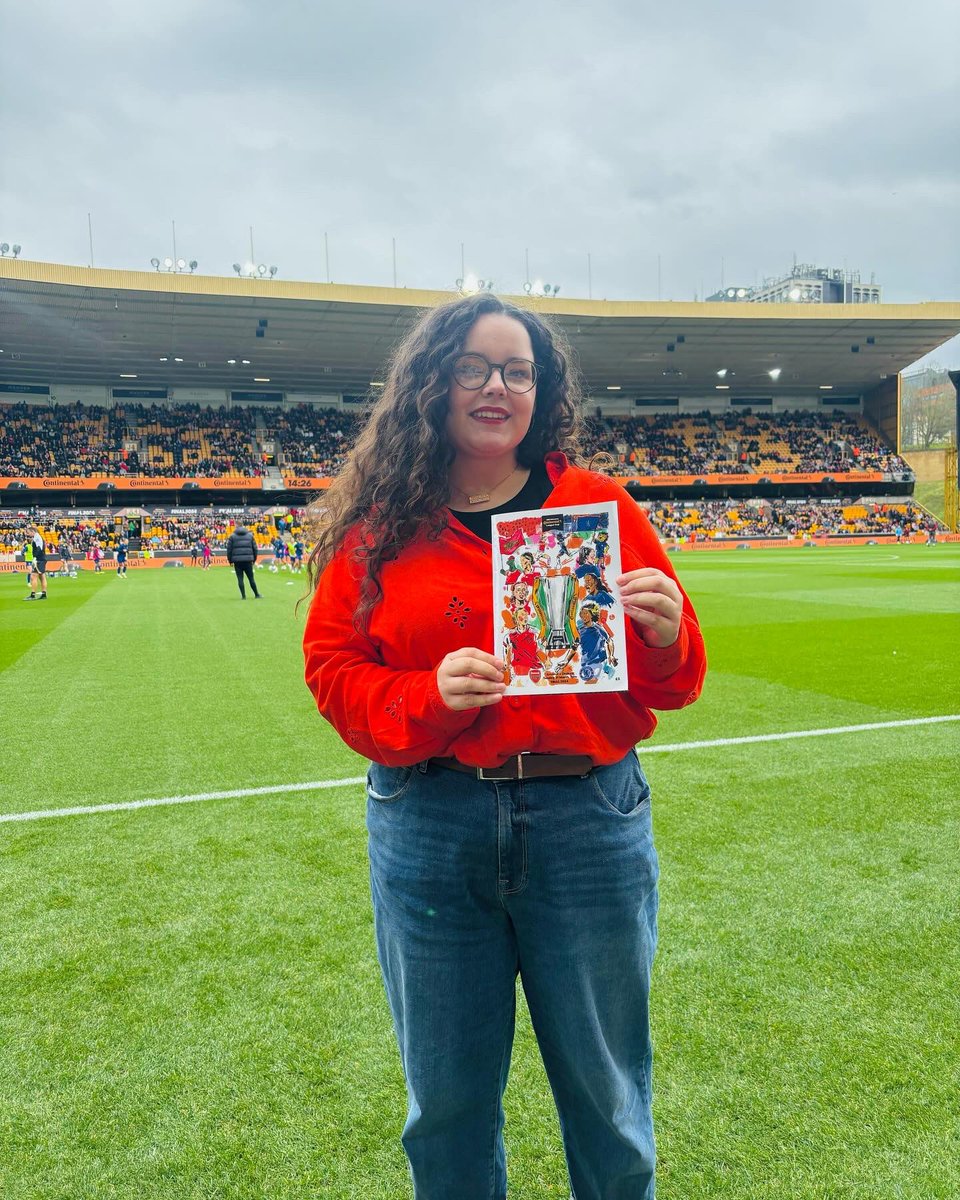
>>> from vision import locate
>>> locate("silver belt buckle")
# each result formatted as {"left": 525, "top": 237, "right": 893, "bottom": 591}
{"left": 477, "top": 754, "right": 525, "bottom": 782}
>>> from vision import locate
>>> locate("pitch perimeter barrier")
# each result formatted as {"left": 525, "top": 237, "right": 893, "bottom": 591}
{"left": 283, "top": 470, "right": 890, "bottom": 490}
{"left": 669, "top": 533, "right": 960, "bottom": 549}
{"left": 1, "top": 476, "right": 262, "bottom": 491}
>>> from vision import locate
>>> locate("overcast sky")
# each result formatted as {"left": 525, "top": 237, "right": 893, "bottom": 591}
{"left": 2, "top": 0, "right": 959, "bottom": 363}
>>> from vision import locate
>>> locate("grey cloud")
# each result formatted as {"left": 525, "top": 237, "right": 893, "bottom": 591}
{"left": 0, "top": 0, "right": 957, "bottom": 304}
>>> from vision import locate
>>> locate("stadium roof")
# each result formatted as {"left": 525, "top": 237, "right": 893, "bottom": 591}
{"left": 2, "top": 259, "right": 959, "bottom": 401}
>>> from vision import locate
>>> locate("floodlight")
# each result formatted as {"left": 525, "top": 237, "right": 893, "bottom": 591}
{"left": 789, "top": 287, "right": 801, "bottom": 301}
{"left": 523, "top": 282, "right": 532, "bottom": 294}
{"left": 177, "top": 258, "right": 186, "bottom": 270}
{"left": 716, "top": 368, "right": 728, "bottom": 378}
{"left": 227, "top": 359, "right": 237, "bottom": 365}
{"left": 768, "top": 367, "right": 782, "bottom": 380}
{"left": 0, "top": 243, "right": 8, "bottom": 255}
{"left": 258, "top": 264, "right": 267, "bottom": 276}
{"left": 268, "top": 266, "right": 277, "bottom": 277}
{"left": 736, "top": 288, "right": 746, "bottom": 298}
{"left": 12, "top": 244, "right": 21, "bottom": 257}
{"left": 726, "top": 288, "right": 735, "bottom": 297}
{"left": 163, "top": 257, "right": 173, "bottom": 269}
{"left": 233, "top": 263, "right": 242, "bottom": 274}
{"left": 151, "top": 257, "right": 161, "bottom": 269}
{"left": 189, "top": 260, "right": 198, "bottom": 271}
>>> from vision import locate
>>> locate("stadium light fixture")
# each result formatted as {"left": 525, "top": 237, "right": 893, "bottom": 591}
{"left": 227, "top": 358, "right": 237, "bottom": 365}
{"left": 152, "top": 255, "right": 197, "bottom": 273}
{"left": 819, "top": 384, "right": 833, "bottom": 390}
{"left": 716, "top": 368, "right": 728, "bottom": 378}
{"left": 523, "top": 280, "right": 561, "bottom": 298}
{"left": 0, "top": 243, "right": 8, "bottom": 255}
{"left": 233, "top": 260, "right": 277, "bottom": 279}
{"left": 768, "top": 367, "right": 782, "bottom": 380}
{"left": 788, "top": 287, "right": 801, "bottom": 301}
{"left": 254, "top": 377, "right": 271, "bottom": 382}
{"left": 119, "top": 373, "right": 138, "bottom": 379}
{"left": 241, "top": 358, "right": 251, "bottom": 365}
{"left": 606, "top": 385, "right": 622, "bottom": 391}
{"left": 370, "top": 381, "right": 385, "bottom": 388}
{"left": 159, "top": 356, "right": 168, "bottom": 362}
{"left": 715, "top": 384, "right": 730, "bottom": 390}
{"left": 174, "top": 357, "right": 184, "bottom": 363}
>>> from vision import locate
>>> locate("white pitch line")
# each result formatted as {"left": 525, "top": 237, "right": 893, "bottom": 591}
{"left": 1, "top": 714, "right": 957, "bottom": 825}
{"left": 0, "top": 776, "right": 367, "bottom": 824}
{"left": 639, "top": 713, "right": 960, "bottom": 753}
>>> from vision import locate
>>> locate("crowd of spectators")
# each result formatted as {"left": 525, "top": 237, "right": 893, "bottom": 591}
{"left": 645, "top": 498, "right": 942, "bottom": 540}
{"left": 2, "top": 501, "right": 943, "bottom": 560}
{"left": 0, "top": 401, "right": 914, "bottom": 481}
{"left": 590, "top": 410, "right": 910, "bottom": 476}
{"left": 263, "top": 406, "right": 365, "bottom": 475}
{"left": 0, "top": 402, "right": 265, "bottom": 478}
{"left": 0, "top": 403, "right": 130, "bottom": 476}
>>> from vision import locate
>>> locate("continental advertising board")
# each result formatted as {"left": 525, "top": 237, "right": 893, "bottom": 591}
{"left": 0, "top": 476, "right": 263, "bottom": 491}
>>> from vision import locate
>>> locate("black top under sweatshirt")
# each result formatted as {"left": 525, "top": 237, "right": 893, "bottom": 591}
{"left": 448, "top": 462, "right": 552, "bottom": 544}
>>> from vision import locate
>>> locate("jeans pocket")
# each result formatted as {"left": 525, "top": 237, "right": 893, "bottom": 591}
{"left": 589, "top": 752, "right": 651, "bottom": 816}
{"left": 366, "top": 762, "right": 415, "bottom": 804}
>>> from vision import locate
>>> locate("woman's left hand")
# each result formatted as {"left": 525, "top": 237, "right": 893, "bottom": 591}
{"left": 615, "top": 568, "right": 683, "bottom": 648}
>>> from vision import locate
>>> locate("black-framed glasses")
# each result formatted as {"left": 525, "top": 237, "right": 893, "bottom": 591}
{"left": 450, "top": 354, "right": 539, "bottom": 394}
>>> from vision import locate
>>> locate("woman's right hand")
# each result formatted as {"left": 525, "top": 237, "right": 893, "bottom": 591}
{"left": 437, "top": 648, "right": 507, "bottom": 711}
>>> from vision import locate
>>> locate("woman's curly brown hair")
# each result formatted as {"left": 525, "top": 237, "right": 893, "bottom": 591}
{"left": 303, "top": 292, "right": 585, "bottom": 627}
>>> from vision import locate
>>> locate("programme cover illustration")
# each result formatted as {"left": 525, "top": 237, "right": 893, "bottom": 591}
{"left": 491, "top": 501, "right": 629, "bottom": 696}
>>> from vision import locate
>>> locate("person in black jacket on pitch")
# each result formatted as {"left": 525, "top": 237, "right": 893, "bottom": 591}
{"left": 225, "top": 523, "right": 261, "bottom": 599}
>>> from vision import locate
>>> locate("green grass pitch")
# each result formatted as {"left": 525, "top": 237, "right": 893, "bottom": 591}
{"left": 1, "top": 547, "right": 958, "bottom": 1199}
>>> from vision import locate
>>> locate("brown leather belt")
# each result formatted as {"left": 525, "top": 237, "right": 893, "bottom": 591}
{"left": 432, "top": 754, "right": 594, "bottom": 781}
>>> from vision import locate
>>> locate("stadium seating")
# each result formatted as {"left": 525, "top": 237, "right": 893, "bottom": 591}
{"left": 644, "top": 499, "right": 933, "bottom": 539}
{"left": 0, "top": 403, "right": 911, "bottom": 481}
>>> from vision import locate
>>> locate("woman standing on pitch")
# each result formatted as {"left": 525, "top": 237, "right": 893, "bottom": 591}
{"left": 302, "top": 293, "right": 706, "bottom": 1200}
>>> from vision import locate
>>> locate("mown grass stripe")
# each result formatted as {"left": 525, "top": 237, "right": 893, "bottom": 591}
{"left": 3, "top": 714, "right": 956, "bottom": 824}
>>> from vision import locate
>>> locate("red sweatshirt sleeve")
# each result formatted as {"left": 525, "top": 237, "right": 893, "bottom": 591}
{"left": 612, "top": 484, "right": 707, "bottom": 711}
{"left": 303, "top": 545, "right": 480, "bottom": 766}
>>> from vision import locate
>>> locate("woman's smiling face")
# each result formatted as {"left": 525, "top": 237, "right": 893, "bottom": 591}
{"left": 445, "top": 313, "right": 537, "bottom": 470}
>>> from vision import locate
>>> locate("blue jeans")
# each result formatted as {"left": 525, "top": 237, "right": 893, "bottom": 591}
{"left": 366, "top": 751, "right": 659, "bottom": 1200}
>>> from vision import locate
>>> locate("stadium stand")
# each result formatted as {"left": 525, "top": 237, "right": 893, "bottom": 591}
{"left": 0, "top": 403, "right": 912, "bottom": 480}
{"left": 589, "top": 411, "right": 910, "bottom": 476}
{"left": 262, "top": 405, "right": 365, "bottom": 475}
{"left": 0, "top": 501, "right": 943, "bottom": 561}
{"left": 644, "top": 499, "right": 941, "bottom": 539}
{"left": 0, "top": 402, "right": 266, "bottom": 478}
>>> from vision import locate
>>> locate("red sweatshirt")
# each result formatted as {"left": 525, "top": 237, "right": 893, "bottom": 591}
{"left": 303, "top": 453, "right": 707, "bottom": 767}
